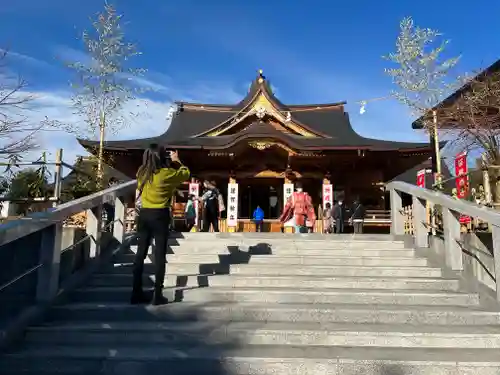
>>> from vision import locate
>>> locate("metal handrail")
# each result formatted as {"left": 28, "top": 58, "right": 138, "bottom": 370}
{"left": 0, "top": 264, "right": 43, "bottom": 293}
{"left": 0, "top": 217, "right": 123, "bottom": 293}
{"left": 0, "top": 180, "right": 136, "bottom": 246}
{"left": 387, "top": 181, "right": 500, "bottom": 227}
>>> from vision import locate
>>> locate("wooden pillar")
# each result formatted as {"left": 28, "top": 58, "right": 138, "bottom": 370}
{"left": 227, "top": 176, "right": 238, "bottom": 233}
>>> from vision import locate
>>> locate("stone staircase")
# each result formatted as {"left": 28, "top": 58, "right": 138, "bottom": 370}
{"left": 2, "top": 233, "right": 500, "bottom": 374}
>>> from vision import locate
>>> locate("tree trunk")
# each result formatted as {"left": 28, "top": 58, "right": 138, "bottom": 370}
{"left": 481, "top": 154, "right": 492, "bottom": 205}
{"left": 491, "top": 168, "right": 500, "bottom": 210}
{"left": 96, "top": 111, "right": 105, "bottom": 189}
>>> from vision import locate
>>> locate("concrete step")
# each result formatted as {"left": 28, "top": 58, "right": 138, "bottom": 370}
{"left": 164, "top": 238, "right": 407, "bottom": 248}
{"left": 136, "top": 239, "right": 409, "bottom": 249}
{"left": 2, "top": 345, "right": 500, "bottom": 374}
{"left": 240, "top": 255, "right": 429, "bottom": 266}
{"left": 142, "top": 241, "right": 408, "bottom": 251}
{"left": 115, "top": 247, "right": 418, "bottom": 260}
{"left": 85, "top": 274, "right": 459, "bottom": 291}
{"left": 113, "top": 253, "right": 429, "bottom": 266}
{"left": 46, "top": 302, "right": 500, "bottom": 326}
{"left": 168, "top": 232, "right": 397, "bottom": 240}
{"left": 67, "top": 287, "right": 479, "bottom": 306}
{"left": 22, "top": 321, "right": 500, "bottom": 348}
{"left": 99, "top": 264, "right": 443, "bottom": 278}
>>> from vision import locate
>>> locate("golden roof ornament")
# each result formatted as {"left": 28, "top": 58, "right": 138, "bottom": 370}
{"left": 257, "top": 69, "right": 264, "bottom": 83}
{"left": 249, "top": 141, "right": 272, "bottom": 150}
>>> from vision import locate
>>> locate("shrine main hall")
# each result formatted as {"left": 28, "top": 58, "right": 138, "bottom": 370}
{"left": 79, "top": 70, "right": 438, "bottom": 232}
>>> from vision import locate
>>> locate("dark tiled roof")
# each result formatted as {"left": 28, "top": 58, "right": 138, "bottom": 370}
{"left": 78, "top": 71, "right": 436, "bottom": 152}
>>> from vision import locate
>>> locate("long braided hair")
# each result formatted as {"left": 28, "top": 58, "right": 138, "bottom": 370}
{"left": 137, "top": 144, "right": 168, "bottom": 189}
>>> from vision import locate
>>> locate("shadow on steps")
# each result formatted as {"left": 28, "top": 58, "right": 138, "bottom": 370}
{"left": 114, "top": 242, "right": 273, "bottom": 303}
{"left": 0, "top": 240, "right": 253, "bottom": 375}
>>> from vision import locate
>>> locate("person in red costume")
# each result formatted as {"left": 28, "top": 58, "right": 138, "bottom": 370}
{"left": 279, "top": 181, "right": 316, "bottom": 233}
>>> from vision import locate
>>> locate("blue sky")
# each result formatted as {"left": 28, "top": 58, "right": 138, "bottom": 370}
{"left": 1, "top": 0, "right": 499, "bottom": 167}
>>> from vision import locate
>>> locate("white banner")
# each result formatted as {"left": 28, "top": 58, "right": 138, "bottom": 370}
{"left": 283, "top": 183, "right": 294, "bottom": 206}
{"left": 283, "top": 183, "right": 294, "bottom": 228}
{"left": 188, "top": 182, "right": 200, "bottom": 227}
{"left": 226, "top": 183, "right": 239, "bottom": 227}
{"left": 322, "top": 184, "right": 333, "bottom": 209}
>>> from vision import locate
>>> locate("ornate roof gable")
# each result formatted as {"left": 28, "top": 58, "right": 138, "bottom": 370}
{"left": 193, "top": 70, "right": 329, "bottom": 139}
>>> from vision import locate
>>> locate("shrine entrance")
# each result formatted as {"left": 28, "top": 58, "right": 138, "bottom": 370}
{"left": 239, "top": 178, "right": 283, "bottom": 219}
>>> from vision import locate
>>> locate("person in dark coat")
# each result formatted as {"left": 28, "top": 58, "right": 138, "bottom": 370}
{"left": 332, "top": 200, "right": 345, "bottom": 234}
{"left": 200, "top": 180, "right": 221, "bottom": 232}
{"left": 349, "top": 199, "right": 366, "bottom": 234}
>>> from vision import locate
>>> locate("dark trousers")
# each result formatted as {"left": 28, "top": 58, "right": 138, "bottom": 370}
{"left": 335, "top": 219, "right": 344, "bottom": 233}
{"left": 202, "top": 211, "right": 219, "bottom": 232}
{"left": 353, "top": 221, "right": 364, "bottom": 234}
{"left": 254, "top": 220, "right": 263, "bottom": 232}
{"left": 103, "top": 203, "right": 114, "bottom": 232}
{"left": 133, "top": 208, "right": 170, "bottom": 294}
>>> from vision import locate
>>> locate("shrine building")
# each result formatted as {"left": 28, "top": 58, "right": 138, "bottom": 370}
{"left": 79, "top": 70, "right": 441, "bottom": 232}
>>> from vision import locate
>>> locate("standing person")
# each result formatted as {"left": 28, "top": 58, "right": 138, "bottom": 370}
{"left": 333, "top": 199, "right": 345, "bottom": 234}
{"left": 200, "top": 180, "right": 221, "bottom": 232}
{"left": 279, "top": 181, "right": 315, "bottom": 234}
{"left": 252, "top": 205, "right": 264, "bottom": 232}
{"left": 131, "top": 146, "right": 190, "bottom": 305}
{"left": 323, "top": 202, "right": 333, "bottom": 234}
{"left": 349, "top": 199, "right": 366, "bottom": 234}
{"left": 185, "top": 194, "right": 197, "bottom": 232}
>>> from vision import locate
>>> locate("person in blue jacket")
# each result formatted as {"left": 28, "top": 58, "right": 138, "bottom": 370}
{"left": 252, "top": 205, "right": 264, "bottom": 232}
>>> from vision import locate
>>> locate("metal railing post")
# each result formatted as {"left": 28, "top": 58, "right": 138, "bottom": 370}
{"left": 390, "top": 187, "right": 404, "bottom": 235}
{"left": 413, "top": 196, "right": 428, "bottom": 248}
{"left": 442, "top": 207, "right": 463, "bottom": 271}
{"left": 491, "top": 225, "right": 500, "bottom": 301}
{"left": 86, "top": 205, "right": 103, "bottom": 259}
{"left": 52, "top": 149, "right": 63, "bottom": 208}
{"left": 36, "top": 223, "right": 63, "bottom": 302}
{"left": 113, "top": 196, "right": 126, "bottom": 244}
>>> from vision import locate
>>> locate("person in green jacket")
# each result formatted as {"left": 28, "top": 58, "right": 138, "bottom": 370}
{"left": 131, "top": 144, "right": 190, "bottom": 305}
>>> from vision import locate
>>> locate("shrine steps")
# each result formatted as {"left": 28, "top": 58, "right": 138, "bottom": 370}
{"left": 2, "top": 233, "right": 500, "bottom": 375}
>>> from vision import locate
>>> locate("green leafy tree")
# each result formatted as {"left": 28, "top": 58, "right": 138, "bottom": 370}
{"left": 383, "top": 17, "right": 462, "bottom": 188}
{"left": 6, "top": 168, "right": 50, "bottom": 215}
{"left": 64, "top": 2, "right": 147, "bottom": 187}
{"left": 0, "top": 176, "right": 9, "bottom": 196}
{"left": 60, "top": 157, "right": 101, "bottom": 201}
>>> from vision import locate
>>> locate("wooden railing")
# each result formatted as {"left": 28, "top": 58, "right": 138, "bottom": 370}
{"left": 387, "top": 181, "right": 500, "bottom": 301}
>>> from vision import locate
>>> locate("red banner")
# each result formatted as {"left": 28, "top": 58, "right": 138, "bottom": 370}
{"left": 454, "top": 152, "right": 468, "bottom": 199}
{"left": 416, "top": 169, "right": 426, "bottom": 188}
{"left": 454, "top": 152, "right": 470, "bottom": 225}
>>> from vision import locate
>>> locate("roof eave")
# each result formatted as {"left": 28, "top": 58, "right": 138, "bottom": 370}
{"left": 412, "top": 58, "right": 500, "bottom": 129}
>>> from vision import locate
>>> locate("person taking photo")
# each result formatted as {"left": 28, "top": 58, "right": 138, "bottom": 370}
{"left": 131, "top": 145, "right": 190, "bottom": 305}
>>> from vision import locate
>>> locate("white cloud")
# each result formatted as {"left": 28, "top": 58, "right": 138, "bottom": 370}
{"left": 19, "top": 91, "right": 173, "bottom": 171}
{"left": 0, "top": 48, "right": 53, "bottom": 69}
{"left": 52, "top": 45, "right": 94, "bottom": 67}
{"left": 13, "top": 74, "right": 244, "bottom": 176}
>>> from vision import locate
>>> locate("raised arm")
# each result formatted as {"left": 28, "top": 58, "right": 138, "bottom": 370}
{"left": 168, "top": 151, "right": 190, "bottom": 186}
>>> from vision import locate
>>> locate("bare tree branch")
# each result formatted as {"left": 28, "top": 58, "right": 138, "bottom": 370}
{"left": 438, "top": 69, "right": 500, "bottom": 161}
{"left": 0, "top": 49, "right": 41, "bottom": 158}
